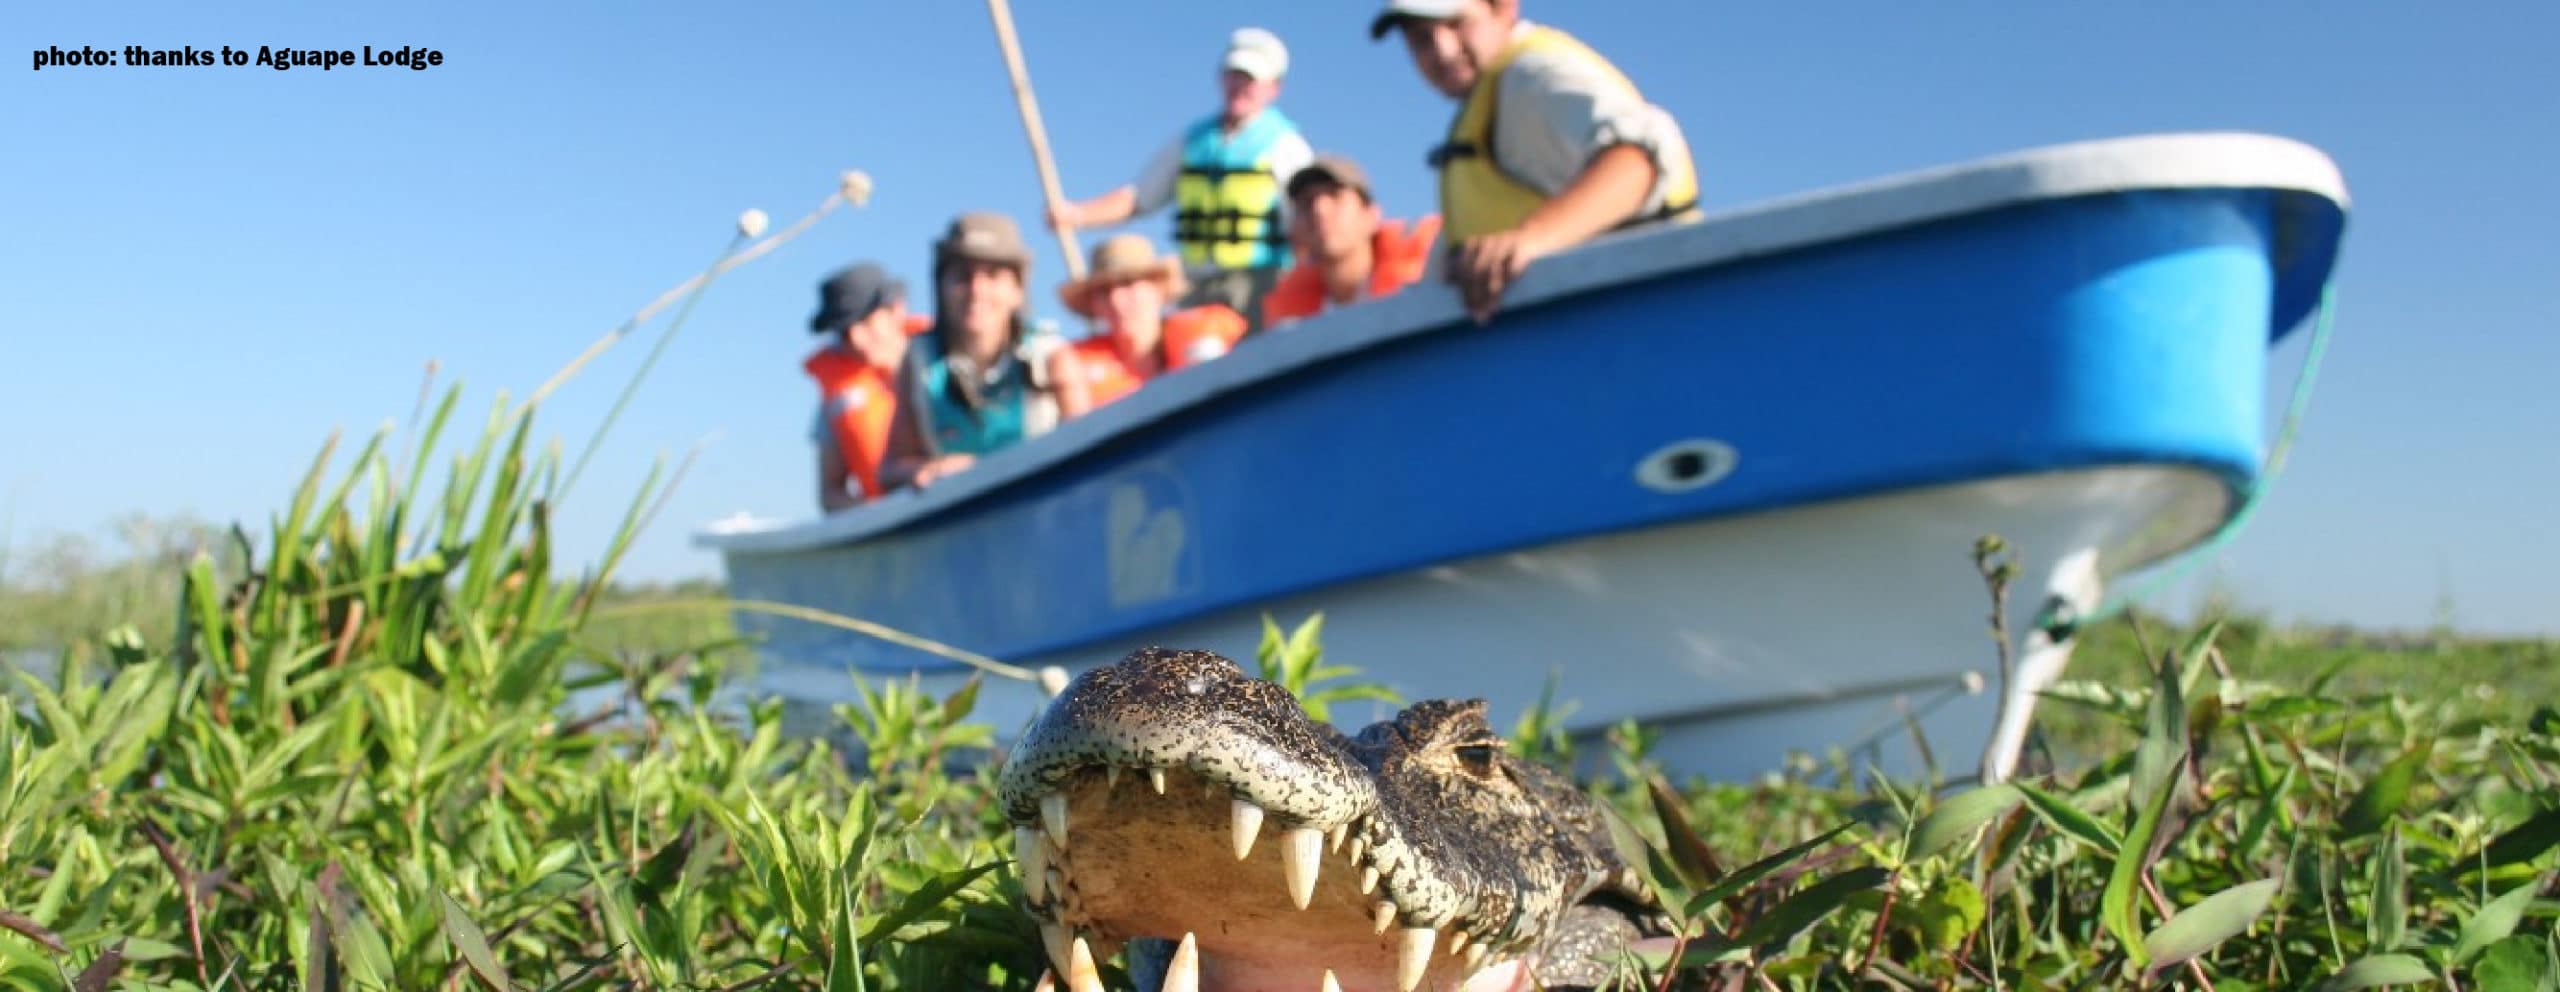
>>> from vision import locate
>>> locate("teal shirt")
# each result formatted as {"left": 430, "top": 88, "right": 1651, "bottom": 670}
{"left": 904, "top": 329, "right": 1044, "bottom": 457}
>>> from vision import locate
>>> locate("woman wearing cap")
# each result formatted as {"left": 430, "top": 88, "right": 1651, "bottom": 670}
{"left": 805, "top": 262, "right": 932, "bottom": 511}
{"left": 1048, "top": 234, "right": 1249, "bottom": 421}
{"left": 880, "top": 211, "right": 1067, "bottom": 491}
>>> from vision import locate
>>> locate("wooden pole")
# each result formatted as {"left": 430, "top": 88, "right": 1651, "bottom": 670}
{"left": 985, "top": 0, "right": 1085, "bottom": 280}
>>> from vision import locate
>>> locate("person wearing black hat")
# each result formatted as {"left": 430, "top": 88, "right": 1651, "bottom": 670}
{"left": 1261, "top": 153, "right": 1444, "bottom": 327}
{"left": 804, "top": 262, "right": 928, "bottom": 510}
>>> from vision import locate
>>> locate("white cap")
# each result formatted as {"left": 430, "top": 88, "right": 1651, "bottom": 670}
{"left": 1369, "top": 0, "right": 1469, "bottom": 39}
{"left": 1223, "top": 27, "right": 1289, "bottom": 81}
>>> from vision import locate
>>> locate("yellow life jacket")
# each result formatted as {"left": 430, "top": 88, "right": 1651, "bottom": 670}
{"left": 1433, "top": 25, "right": 1699, "bottom": 242}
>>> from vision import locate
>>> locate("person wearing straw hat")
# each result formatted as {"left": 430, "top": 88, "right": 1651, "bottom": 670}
{"left": 881, "top": 211, "right": 1069, "bottom": 492}
{"left": 1260, "top": 152, "right": 1443, "bottom": 328}
{"left": 1048, "top": 27, "right": 1313, "bottom": 334}
{"left": 1048, "top": 234, "right": 1249, "bottom": 421}
{"left": 804, "top": 262, "right": 932, "bottom": 511}
{"left": 1369, "top": 0, "right": 1700, "bottom": 324}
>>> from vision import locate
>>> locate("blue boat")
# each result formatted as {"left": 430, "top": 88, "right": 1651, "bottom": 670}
{"left": 695, "top": 132, "right": 2349, "bottom": 783}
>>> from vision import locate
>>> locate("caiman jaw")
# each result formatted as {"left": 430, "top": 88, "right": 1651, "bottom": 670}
{"left": 1013, "top": 761, "right": 1528, "bottom": 992}
{"left": 998, "top": 647, "right": 1658, "bottom": 991}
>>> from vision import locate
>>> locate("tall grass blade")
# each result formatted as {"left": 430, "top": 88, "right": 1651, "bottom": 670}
{"left": 437, "top": 891, "right": 508, "bottom": 991}
{"left": 2312, "top": 953, "right": 2436, "bottom": 991}
{"left": 2466, "top": 806, "right": 2560, "bottom": 875}
{"left": 2339, "top": 739, "right": 2433, "bottom": 839}
{"left": 1739, "top": 866, "right": 1889, "bottom": 951}
{"left": 2141, "top": 877, "right": 2279, "bottom": 982}
{"left": 1910, "top": 783, "right": 2022, "bottom": 861}
{"left": 2453, "top": 885, "right": 2541, "bottom": 967}
{"left": 2369, "top": 824, "right": 2408, "bottom": 951}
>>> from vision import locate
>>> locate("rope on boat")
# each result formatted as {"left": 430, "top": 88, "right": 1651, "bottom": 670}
{"left": 2035, "top": 279, "right": 2341, "bottom": 642}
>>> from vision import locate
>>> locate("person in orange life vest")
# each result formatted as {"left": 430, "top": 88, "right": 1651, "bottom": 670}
{"left": 1370, "top": 0, "right": 1701, "bottom": 324}
{"left": 804, "top": 262, "right": 931, "bottom": 511}
{"left": 1047, "top": 234, "right": 1249, "bottom": 421}
{"left": 1259, "top": 153, "right": 1442, "bottom": 328}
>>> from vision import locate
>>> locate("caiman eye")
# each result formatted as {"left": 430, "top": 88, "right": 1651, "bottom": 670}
{"left": 1454, "top": 741, "right": 1502, "bottom": 777}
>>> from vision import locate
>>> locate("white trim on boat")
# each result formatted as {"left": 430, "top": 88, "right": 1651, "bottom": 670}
{"left": 695, "top": 131, "right": 2348, "bottom": 556}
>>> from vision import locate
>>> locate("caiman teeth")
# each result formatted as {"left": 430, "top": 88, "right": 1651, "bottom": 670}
{"left": 1464, "top": 943, "right": 1488, "bottom": 970}
{"left": 1320, "top": 970, "right": 1343, "bottom": 992}
{"left": 1396, "top": 927, "right": 1439, "bottom": 991}
{"left": 1039, "top": 922, "right": 1069, "bottom": 977}
{"left": 1448, "top": 929, "right": 1470, "bottom": 957}
{"left": 1041, "top": 793, "right": 1070, "bottom": 848}
{"left": 1347, "top": 836, "right": 1367, "bottom": 864}
{"left": 1231, "top": 799, "right": 1265, "bottom": 859}
{"left": 1104, "top": 765, "right": 1122, "bottom": 789}
{"left": 1359, "top": 865, "right": 1380, "bottom": 894}
{"left": 1327, "top": 822, "right": 1348, "bottom": 853}
{"left": 1162, "top": 932, "right": 1199, "bottom": 992}
{"left": 1017, "top": 828, "right": 1047, "bottom": 903}
{"left": 1148, "top": 766, "right": 1167, "bottom": 794}
{"left": 1281, "top": 826, "right": 1324, "bottom": 910}
{"left": 1068, "top": 935, "right": 1103, "bottom": 992}
{"left": 1371, "top": 900, "right": 1396, "bottom": 936}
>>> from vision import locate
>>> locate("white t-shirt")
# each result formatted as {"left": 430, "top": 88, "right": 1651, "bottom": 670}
{"left": 1478, "top": 20, "right": 1695, "bottom": 217}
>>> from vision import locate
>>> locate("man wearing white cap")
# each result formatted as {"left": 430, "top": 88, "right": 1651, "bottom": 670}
{"left": 1050, "top": 28, "right": 1313, "bottom": 333}
{"left": 1370, "top": 0, "right": 1700, "bottom": 324}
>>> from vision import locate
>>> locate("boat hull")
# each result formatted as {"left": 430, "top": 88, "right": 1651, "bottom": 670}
{"left": 756, "top": 464, "right": 2225, "bottom": 781}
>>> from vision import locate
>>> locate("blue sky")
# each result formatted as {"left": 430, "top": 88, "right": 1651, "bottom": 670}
{"left": 8, "top": 2, "right": 2554, "bottom": 636}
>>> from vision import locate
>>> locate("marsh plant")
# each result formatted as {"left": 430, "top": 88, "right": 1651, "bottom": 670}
{"left": 5, "top": 418, "right": 2554, "bottom": 991}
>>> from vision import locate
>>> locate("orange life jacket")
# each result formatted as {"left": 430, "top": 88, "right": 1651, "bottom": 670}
{"left": 1162, "top": 304, "right": 1248, "bottom": 366}
{"left": 1261, "top": 215, "right": 1443, "bottom": 326}
{"left": 804, "top": 316, "right": 927, "bottom": 501}
{"left": 1064, "top": 306, "right": 1248, "bottom": 411}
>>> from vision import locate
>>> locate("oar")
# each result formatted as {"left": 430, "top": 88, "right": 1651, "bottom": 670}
{"left": 984, "top": 0, "right": 1085, "bottom": 281}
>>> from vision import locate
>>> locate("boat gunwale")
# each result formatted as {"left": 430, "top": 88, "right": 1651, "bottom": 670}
{"left": 694, "top": 130, "right": 2349, "bottom": 556}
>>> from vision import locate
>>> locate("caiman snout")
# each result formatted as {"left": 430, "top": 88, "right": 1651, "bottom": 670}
{"left": 995, "top": 647, "right": 1664, "bottom": 992}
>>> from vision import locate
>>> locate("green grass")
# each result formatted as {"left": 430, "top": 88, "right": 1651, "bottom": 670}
{"left": 2, "top": 198, "right": 2550, "bottom": 989}
{"left": 4, "top": 410, "right": 2552, "bottom": 992}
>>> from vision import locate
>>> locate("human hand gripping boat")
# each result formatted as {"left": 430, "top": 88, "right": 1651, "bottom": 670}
{"left": 694, "top": 131, "right": 2350, "bottom": 785}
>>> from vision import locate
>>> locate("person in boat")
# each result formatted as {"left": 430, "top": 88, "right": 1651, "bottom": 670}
{"left": 879, "top": 211, "right": 1067, "bottom": 491}
{"left": 1259, "top": 153, "right": 1442, "bottom": 328}
{"left": 1048, "top": 234, "right": 1250, "bottom": 420}
{"left": 1369, "top": 0, "right": 1701, "bottom": 323}
{"left": 804, "top": 262, "right": 932, "bottom": 511}
{"left": 1047, "top": 27, "right": 1312, "bottom": 335}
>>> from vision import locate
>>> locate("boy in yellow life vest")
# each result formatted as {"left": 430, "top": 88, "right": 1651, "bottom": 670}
{"left": 1369, "top": 0, "right": 1701, "bottom": 324}
{"left": 1049, "top": 28, "right": 1314, "bottom": 335}
{"left": 803, "top": 262, "right": 931, "bottom": 512}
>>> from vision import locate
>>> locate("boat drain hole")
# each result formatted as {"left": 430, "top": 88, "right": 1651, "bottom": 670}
{"left": 1634, "top": 439, "right": 1738, "bottom": 493}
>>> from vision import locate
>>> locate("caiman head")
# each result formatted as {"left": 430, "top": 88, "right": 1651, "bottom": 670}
{"left": 996, "top": 647, "right": 1666, "bottom": 991}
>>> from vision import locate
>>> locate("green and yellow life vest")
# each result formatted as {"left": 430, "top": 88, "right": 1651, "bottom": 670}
{"left": 1172, "top": 108, "right": 1299, "bottom": 272}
